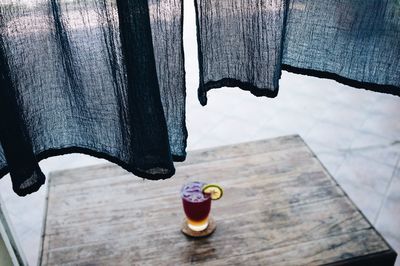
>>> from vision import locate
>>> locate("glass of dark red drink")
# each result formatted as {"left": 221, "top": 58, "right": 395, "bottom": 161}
{"left": 181, "top": 181, "right": 212, "bottom": 231}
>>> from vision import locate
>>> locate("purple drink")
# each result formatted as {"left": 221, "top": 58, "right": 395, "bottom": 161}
{"left": 181, "top": 181, "right": 211, "bottom": 231}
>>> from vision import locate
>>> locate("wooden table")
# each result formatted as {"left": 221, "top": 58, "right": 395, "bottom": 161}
{"left": 39, "top": 135, "right": 397, "bottom": 265}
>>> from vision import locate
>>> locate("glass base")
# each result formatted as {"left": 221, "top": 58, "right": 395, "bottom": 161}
{"left": 188, "top": 221, "right": 208, "bottom": 232}
{"left": 182, "top": 216, "right": 216, "bottom": 238}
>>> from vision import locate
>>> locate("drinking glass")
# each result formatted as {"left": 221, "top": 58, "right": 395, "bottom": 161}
{"left": 181, "top": 181, "right": 211, "bottom": 231}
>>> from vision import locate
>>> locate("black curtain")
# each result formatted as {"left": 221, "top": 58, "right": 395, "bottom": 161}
{"left": 0, "top": 0, "right": 186, "bottom": 196}
{"left": 195, "top": 0, "right": 400, "bottom": 104}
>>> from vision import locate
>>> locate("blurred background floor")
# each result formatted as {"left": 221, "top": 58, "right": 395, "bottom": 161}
{"left": 1, "top": 1, "right": 399, "bottom": 265}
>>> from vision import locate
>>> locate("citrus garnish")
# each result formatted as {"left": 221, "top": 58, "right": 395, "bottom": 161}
{"left": 202, "top": 184, "right": 223, "bottom": 200}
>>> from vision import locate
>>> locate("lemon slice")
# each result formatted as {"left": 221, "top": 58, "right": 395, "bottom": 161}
{"left": 202, "top": 184, "right": 223, "bottom": 200}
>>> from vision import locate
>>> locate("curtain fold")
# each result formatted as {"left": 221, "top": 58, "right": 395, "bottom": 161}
{"left": 149, "top": 0, "right": 187, "bottom": 161}
{"left": 0, "top": 38, "right": 45, "bottom": 196}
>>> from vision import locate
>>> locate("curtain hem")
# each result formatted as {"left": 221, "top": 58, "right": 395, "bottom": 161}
{"left": 0, "top": 146, "right": 182, "bottom": 196}
{"left": 198, "top": 78, "right": 279, "bottom": 106}
{"left": 198, "top": 66, "right": 400, "bottom": 107}
{"left": 282, "top": 64, "right": 400, "bottom": 97}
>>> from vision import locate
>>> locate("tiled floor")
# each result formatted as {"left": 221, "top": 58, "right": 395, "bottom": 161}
{"left": 1, "top": 2, "right": 400, "bottom": 265}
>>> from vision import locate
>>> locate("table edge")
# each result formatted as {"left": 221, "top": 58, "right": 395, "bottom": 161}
{"left": 300, "top": 139, "right": 398, "bottom": 266}
{"left": 321, "top": 249, "right": 397, "bottom": 266}
{"left": 37, "top": 175, "right": 52, "bottom": 266}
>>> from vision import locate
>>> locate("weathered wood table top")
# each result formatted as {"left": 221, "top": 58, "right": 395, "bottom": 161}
{"left": 40, "top": 135, "right": 397, "bottom": 265}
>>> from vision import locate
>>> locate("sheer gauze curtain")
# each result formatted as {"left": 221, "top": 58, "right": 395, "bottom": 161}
{"left": 0, "top": 0, "right": 186, "bottom": 196}
{"left": 0, "top": 0, "right": 399, "bottom": 196}
{"left": 195, "top": 0, "right": 400, "bottom": 104}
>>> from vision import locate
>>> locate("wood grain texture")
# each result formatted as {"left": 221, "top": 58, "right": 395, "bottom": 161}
{"left": 40, "top": 135, "right": 397, "bottom": 265}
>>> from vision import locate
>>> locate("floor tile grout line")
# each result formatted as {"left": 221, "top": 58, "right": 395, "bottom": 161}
{"left": 373, "top": 154, "right": 400, "bottom": 225}
{"left": 348, "top": 141, "right": 400, "bottom": 152}
{"left": 338, "top": 142, "right": 400, "bottom": 169}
